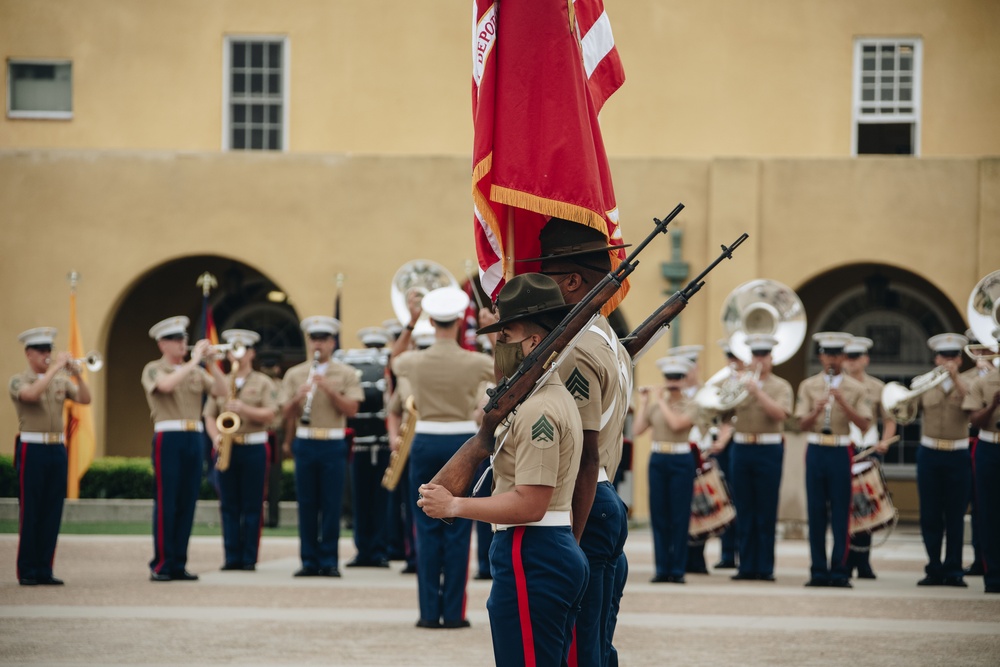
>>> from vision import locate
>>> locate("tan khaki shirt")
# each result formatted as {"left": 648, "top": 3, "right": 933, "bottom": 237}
{"left": 794, "top": 373, "right": 872, "bottom": 435}
{"left": 203, "top": 371, "right": 279, "bottom": 433}
{"left": 643, "top": 394, "right": 698, "bottom": 443}
{"left": 859, "top": 373, "right": 890, "bottom": 421}
{"left": 9, "top": 371, "right": 79, "bottom": 432}
{"left": 962, "top": 370, "right": 1000, "bottom": 429}
{"left": 492, "top": 375, "right": 582, "bottom": 512}
{"left": 920, "top": 379, "right": 971, "bottom": 440}
{"left": 730, "top": 374, "right": 793, "bottom": 433}
{"left": 281, "top": 359, "right": 365, "bottom": 429}
{"left": 390, "top": 339, "right": 493, "bottom": 422}
{"left": 141, "top": 359, "right": 215, "bottom": 422}
{"left": 387, "top": 376, "right": 413, "bottom": 419}
{"left": 558, "top": 315, "right": 632, "bottom": 477}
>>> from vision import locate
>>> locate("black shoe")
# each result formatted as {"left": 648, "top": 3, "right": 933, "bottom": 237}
{"left": 804, "top": 578, "right": 828, "bottom": 587}
{"left": 18, "top": 577, "right": 39, "bottom": 586}
{"left": 965, "top": 563, "right": 985, "bottom": 577}
{"left": 650, "top": 575, "right": 671, "bottom": 583}
{"left": 731, "top": 572, "right": 757, "bottom": 581}
{"left": 149, "top": 571, "right": 172, "bottom": 582}
{"left": 171, "top": 570, "right": 199, "bottom": 581}
{"left": 758, "top": 574, "right": 776, "bottom": 582}
{"left": 668, "top": 575, "right": 686, "bottom": 584}
{"left": 943, "top": 576, "right": 968, "bottom": 588}
{"left": 474, "top": 572, "right": 493, "bottom": 580}
{"left": 37, "top": 576, "right": 64, "bottom": 586}
{"left": 345, "top": 558, "right": 371, "bottom": 568}
{"left": 442, "top": 619, "right": 472, "bottom": 629}
{"left": 373, "top": 558, "right": 390, "bottom": 568}
{"left": 415, "top": 619, "right": 442, "bottom": 629}
{"left": 319, "top": 568, "right": 341, "bottom": 578}
{"left": 985, "top": 584, "right": 1000, "bottom": 593}
{"left": 221, "top": 563, "right": 242, "bottom": 571}
{"left": 828, "top": 579, "right": 852, "bottom": 588}
{"left": 714, "top": 560, "right": 737, "bottom": 569}
{"left": 293, "top": 567, "right": 321, "bottom": 577}
{"left": 857, "top": 568, "right": 877, "bottom": 580}
{"left": 917, "top": 575, "right": 945, "bottom": 586}
{"left": 400, "top": 564, "right": 417, "bottom": 574}
{"left": 242, "top": 564, "right": 256, "bottom": 571}
{"left": 686, "top": 566, "right": 710, "bottom": 575}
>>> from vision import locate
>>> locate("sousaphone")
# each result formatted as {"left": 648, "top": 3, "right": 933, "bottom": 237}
{"left": 721, "top": 279, "right": 806, "bottom": 365}
{"left": 966, "top": 269, "right": 1000, "bottom": 362}
{"left": 391, "top": 260, "right": 460, "bottom": 339}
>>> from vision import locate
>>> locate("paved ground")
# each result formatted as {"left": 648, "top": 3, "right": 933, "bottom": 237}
{"left": 1, "top": 526, "right": 998, "bottom": 666}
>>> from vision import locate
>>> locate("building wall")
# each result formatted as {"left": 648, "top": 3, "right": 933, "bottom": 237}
{"left": 3, "top": 0, "right": 1000, "bottom": 157}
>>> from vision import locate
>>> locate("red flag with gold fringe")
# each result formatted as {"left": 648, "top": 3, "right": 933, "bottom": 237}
{"left": 472, "top": 0, "right": 627, "bottom": 314}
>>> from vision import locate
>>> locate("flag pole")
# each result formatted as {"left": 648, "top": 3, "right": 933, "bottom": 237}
{"left": 504, "top": 207, "right": 515, "bottom": 282}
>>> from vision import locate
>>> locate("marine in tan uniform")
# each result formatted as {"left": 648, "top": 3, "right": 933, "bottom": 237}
{"left": 10, "top": 327, "right": 91, "bottom": 585}
{"left": 962, "top": 325, "right": 1000, "bottom": 594}
{"left": 961, "top": 330, "right": 993, "bottom": 577}
{"left": 417, "top": 273, "right": 586, "bottom": 665}
{"left": 842, "top": 335, "right": 897, "bottom": 579}
{"left": 724, "top": 334, "right": 793, "bottom": 582}
{"left": 204, "top": 329, "right": 278, "bottom": 571}
{"left": 526, "top": 218, "right": 633, "bottom": 665}
{"left": 390, "top": 286, "right": 494, "bottom": 629}
{"left": 280, "top": 315, "right": 363, "bottom": 578}
{"left": 141, "top": 316, "right": 227, "bottom": 582}
{"left": 795, "top": 331, "right": 872, "bottom": 588}
{"left": 634, "top": 356, "right": 698, "bottom": 583}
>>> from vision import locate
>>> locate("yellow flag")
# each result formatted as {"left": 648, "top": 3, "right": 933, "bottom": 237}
{"left": 63, "top": 290, "right": 96, "bottom": 499}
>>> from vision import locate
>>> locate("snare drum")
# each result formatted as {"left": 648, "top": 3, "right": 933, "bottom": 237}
{"left": 849, "top": 460, "right": 897, "bottom": 536}
{"left": 689, "top": 463, "right": 736, "bottom": 541}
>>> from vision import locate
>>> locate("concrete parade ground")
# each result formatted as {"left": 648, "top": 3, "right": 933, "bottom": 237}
{"left": 1, "top": 526, "right": 998, "bottom": 667}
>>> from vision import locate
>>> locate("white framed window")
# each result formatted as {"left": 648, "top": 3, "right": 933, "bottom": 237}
{"left": 851, "top": 38, "right": 922, "bottom": 156}
{"left": 7, "top": 59, "right": 73, "bottom": 119}
{"left": 223, "top": 37, "right": 288, "bottom": 151}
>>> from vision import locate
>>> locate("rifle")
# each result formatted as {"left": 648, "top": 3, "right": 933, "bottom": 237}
{"left": 428, "top": 203, "right": 687, "bottom": 501}
{"left": 621, "top": 233, "right": 750, "bottom": 362}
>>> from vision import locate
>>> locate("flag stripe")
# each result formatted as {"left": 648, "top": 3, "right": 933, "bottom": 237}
{"left": 580, "top": 11, "right": 614, "bottom": 78}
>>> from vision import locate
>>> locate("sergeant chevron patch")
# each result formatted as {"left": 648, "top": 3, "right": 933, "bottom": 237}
{"left": 531, "top": 415, "right": 555, "bottom": 443}
{"left": 565, "top": 368, "right": 590, "bottom": 402}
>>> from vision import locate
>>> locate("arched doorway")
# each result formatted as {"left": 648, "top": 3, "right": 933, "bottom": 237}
{"left": 105, "top": 256, "right": 301, "bottom": 457}
{"left": 792, "top": 264, "right": 966, "bottom": 478}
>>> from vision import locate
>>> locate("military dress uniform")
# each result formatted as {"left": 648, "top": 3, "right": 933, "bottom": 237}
{"left": 391, "top": 287, "right": 494, "bottom": 628}
{"left": 203, "top": 330, "right": 279, "bottom": 571}
{"left": 281, "top": 317, "right": 364, "bottom": 577}
{"left": 728, "top": 336, "right": 793, "bottom": 581}
{"left": 643, "top": 357, "right": 699, "bottom": 583}
{"left": 142, "top": 317, "right": 220, "bottom": 581}
{"left": 560, "top": 314, "right": 631, "bottom": 667}
{"left": 795, "top": 333, "right": 873, "bottom": 587}
{"left": 386, "top": 375, "right": 418, "bottom": 573}
{"left": 10, "top": 327, "right": 82, "bottom": 585}
{"left": 913, "top": 335, "right": 973, "bottom": 586}
{"left": 962, "top": 366, "right": 1000, "bottom": 594}
{"left": 961, "top": 361, "right": 991, "bottom": 575}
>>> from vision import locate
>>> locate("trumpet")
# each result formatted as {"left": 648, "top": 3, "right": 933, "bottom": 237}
{"left": 186, "top": 341, "right": 247, "bottom": 359}
{"left": 47, "top": 351, "right": 103, "bottom": 373}
{"left": 881, "top": 365, "right": 952, "bottom": 426}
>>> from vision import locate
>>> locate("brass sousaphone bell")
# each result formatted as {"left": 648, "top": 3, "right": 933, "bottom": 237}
{"left": 391, "top": 259, "right": 460, "bottom": 340}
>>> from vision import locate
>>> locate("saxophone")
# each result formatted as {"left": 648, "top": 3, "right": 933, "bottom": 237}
{"left": 215, "top": 357, "right": 241, "bottom": 472}
{"left": 382, "top": 396, "right": 417, "bottom": 491}
{"left": 300, "top": 351, "right": 322, "bottom": 425}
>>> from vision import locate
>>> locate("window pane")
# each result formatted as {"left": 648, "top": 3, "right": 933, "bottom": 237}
{"left": 232, "top": 72, "right": 245, "bottom": 94}
{"left": 268, "top": 104, "right": 281, "bottom": 123}
{"left": 268, "top": 74, "right": 281, "bottom": 95}
{"left": 900, "top": 55, "right": 912, "bottom": 71}
{"left": 881, "top": 88, "right": 894, "bottom": 101}
{"left": 232, "top": 128, "right": 245, "bottom": 149}
{"left": 232, "top": 43, "right": 246, "bottom": 68}
{"left": 881, "top": 56, "right": 894, "bottom": 70}
{"left": 899, "top": 88, "right": 912, "bottom": 102}
{"left": 251, "top": 104, "right": 264, "bottom": 123}
{"left": 268, "top": 129, "right": 281, "bottom": 150}
{"left": 268, "top": 43, "right": 281, "bottom": 68}
{"left": 862, "top": 88, "right": 875, "bottom": 102}
{"left": 233, "top": 105, "right": 246, "bottom": 122}
{"left": 863, "top": 45, "right": 876, "bottom": 55}
{"left": 251, "top": 129, "right": 264, "bottom": 149}
{"left": 863, "top": 56, "right": 875, "bottom": 71}
{"left": 250, "top": 73, "right": 263, "bottom": 94}
{"left": 10, "top": 62, "right": 72, "bottom": 112}
{"left": 251, "top": 43, "right": 264, "bottom": 68}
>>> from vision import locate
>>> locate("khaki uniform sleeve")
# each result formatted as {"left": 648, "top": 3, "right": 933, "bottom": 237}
{"left": 62, "top": 376, "right": 79, "bottom": 402}
{"left": 560, "top": 349, "right": 603, "bottom": 432}
{"left": 794, "top": 381, "right": 812, "bottom": 419}
{"left": 262, "top": 376, "right": 280, "bottom": 413}
{"left": 141, "top": 362, "right": 160, "bottom": 396}
{"left": 776, "top": 379, "right": 794, "bottom": 415}
{"left": 962, "top": 378, "right": 986, "bottom": 411}
{"left": 391, "top": 352, "right": 414, "bottom": 377}
{"left": 9, "top": 375, "right": 23, "bottom": 402}
{"left": 341, "top": 365, "right": 365, "bottom": 402}
{"left": 203, "top": 395, "right": 221, "bottom": 419}
{"left": 509, "top": 400, "right": 562, "bottom": 488}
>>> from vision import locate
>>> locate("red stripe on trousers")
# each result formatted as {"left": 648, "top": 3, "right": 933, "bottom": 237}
{"left": 153, "top": 433, "right": 166, "bottom": 573}
{"left": 512, "top": 526, "right": 536, "bottom": 667}
{"left": 16, "top": 438, "right": 26, "bottom": 580}
{"left": 568, "top": 626, "right": 579, "bottom": 666}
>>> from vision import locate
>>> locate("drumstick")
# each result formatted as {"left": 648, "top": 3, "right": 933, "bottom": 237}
{"left": 852, "top": 435, "right": 900, "bottom": 462}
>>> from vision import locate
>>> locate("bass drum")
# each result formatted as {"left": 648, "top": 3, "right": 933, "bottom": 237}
{"left": 336, "top": 348, "right": 390, "bottom": 451}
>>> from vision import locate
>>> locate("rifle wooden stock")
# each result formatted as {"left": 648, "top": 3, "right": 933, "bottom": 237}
{"left": 622, "top": 233, "right": 750, "bottom": 363}
{"left": 429, "top": 204, "right": 687, "bottom": 498}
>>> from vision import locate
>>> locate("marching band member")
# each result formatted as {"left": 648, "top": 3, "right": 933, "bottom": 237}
{"left": 723, "top": 334, "right": 792, "bottom": 582}
{"left": 634, "top": 356, "right": 697, "bottom": 584}
{"left": 961, "top": 328, "right": 992, "bottom": 577}
{"left": 10, "top": 327, "right": 91, "bottom": 585}
{"left": 391, "top": 286, "right": 494, "bottom": 629}
{"left": 386, "top": 372, "right": 418, "bottom": 574}
{"left": 904, "top": 333, "right": 972, "bottom": 587}
{"left": 530, "top": 219, "right": 632, "bottom": 666}
{"left": 417, "top": 274, "right": 587, "bottom": 664}
{"left": 843, "top": 335, "right": 897, "bottom": 579}
{"left": 795, "top": 331, "right": 872, "bottom": 588}
{"left": 142, "top": 316, "right": 227, "bottom": 582}
{"left": 707, "top": 338, "right": 743, "bottom": 570}
{"left": 280, "top": 316, "right": 363, "bottom": 578}
{"left": 204, "top": 329, "right": 278, "bottom": 572}
{"left": 963, "top": 326, "right": 1000, "bottom": 595}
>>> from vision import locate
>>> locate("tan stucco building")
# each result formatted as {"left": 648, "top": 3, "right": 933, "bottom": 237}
{"left": 3, "top": 0, "right": 999, "bottom": 519}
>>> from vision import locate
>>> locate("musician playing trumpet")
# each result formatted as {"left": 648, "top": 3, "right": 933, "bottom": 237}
{"left": 795, "top": 332, "right": 872, "bottom": 588}
{"left": 10, "top": 327, "right": 91, "bottom": 586}
{"left": 204, "top": 329, "right": 278, "bottom": 572}
{"left": 280, "top": 316, "right": 363, "bottom": 578}
{"left": 721, "top": 334, "right": 793, "bottom": 583}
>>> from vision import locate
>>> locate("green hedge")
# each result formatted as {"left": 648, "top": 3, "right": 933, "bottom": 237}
{"left": 0, "top": 455, "right": 297, "bottom": 501}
